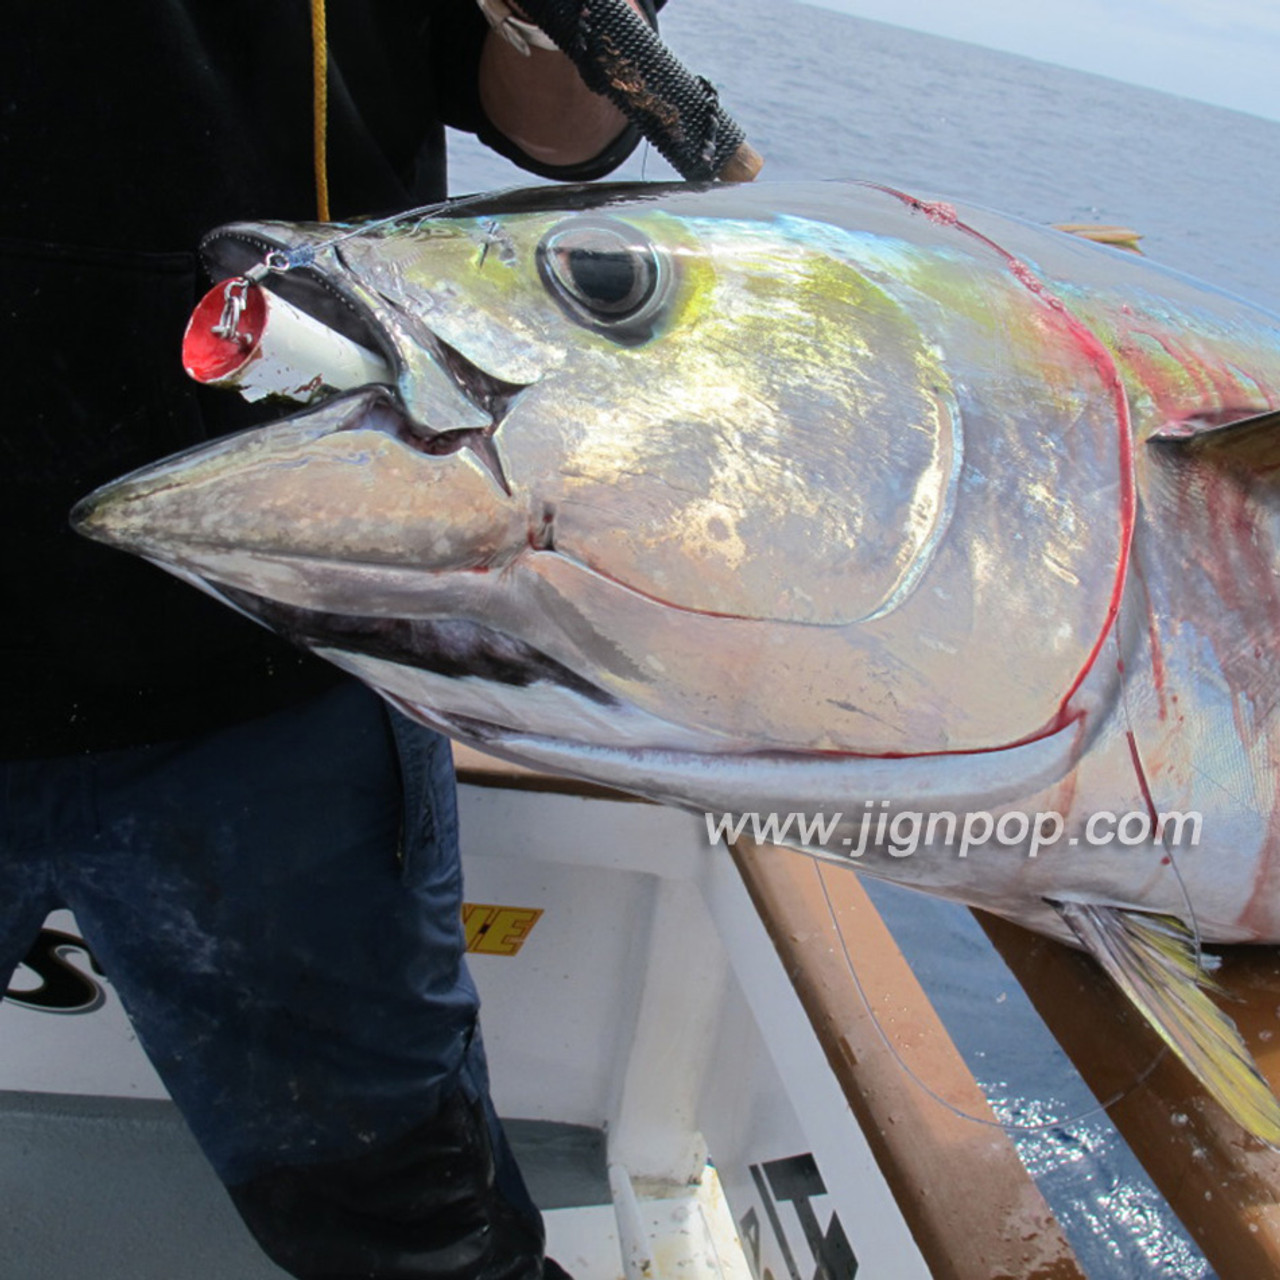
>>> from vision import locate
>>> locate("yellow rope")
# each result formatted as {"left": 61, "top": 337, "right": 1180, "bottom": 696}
{"left": 310, "top": 0, "right": 331, "bottom": 221}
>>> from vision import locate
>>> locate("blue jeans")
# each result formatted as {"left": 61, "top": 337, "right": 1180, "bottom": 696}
{"left": 1, "top": 680, "right": 542, "bottom": 1277}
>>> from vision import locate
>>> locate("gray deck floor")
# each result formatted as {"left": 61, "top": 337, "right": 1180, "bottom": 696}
{"left": 0, "top": 1090, "right": 609, "bottom": 1280}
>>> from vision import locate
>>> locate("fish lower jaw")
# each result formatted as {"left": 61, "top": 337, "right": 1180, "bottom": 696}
{"left": 316, "top": 647, "right": 737, "bottom": 757}
{"left": 122, "top": 545, "right": 525, "bottom": 622}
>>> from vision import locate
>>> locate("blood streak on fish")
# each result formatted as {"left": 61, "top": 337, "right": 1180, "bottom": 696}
{"left": 875, "top": 181, "right": 1138, "bottom": 729}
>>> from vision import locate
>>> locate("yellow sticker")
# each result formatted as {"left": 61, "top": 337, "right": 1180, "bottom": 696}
{"left": 462, "top": 903, "right": 544, "bottom": 956}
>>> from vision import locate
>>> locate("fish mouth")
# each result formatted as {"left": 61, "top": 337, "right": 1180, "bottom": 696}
{"left": 203, "top": 579, "right": 745, "bottom": 757}
{"left": 217, "top": 584, "right": 617, "bottom": 709}
{"left": 335, "top": 378, "right": 519, "bottom": 496}
{"left": 197, "top": 222, "right": 531, "bottom": 452}
{"left": 69, "top": 380, "right": 535, "bottom": 587}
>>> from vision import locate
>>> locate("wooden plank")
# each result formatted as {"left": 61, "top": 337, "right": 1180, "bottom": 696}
{"left": 977, "top": 912, "right": 1280, "bottom": 1280}
{"left": 729, "top": 842, "right": 1084, "bottom": 1280}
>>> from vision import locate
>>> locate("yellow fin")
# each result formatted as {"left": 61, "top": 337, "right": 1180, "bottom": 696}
{"left": 1057, "top": 901, "right": 1280, "bottom": 1146}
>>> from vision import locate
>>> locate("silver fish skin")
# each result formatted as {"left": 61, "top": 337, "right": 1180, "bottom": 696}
{"left": 73, "top": 180, "right": 1280, "bottom": 1137}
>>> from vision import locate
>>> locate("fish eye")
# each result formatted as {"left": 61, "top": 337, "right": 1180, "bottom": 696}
{"left": 537, "top": 218, "right": 667, "bottom": 339}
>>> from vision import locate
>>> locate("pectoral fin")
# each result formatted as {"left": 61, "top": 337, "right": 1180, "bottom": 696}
{"left": 1056, "top": 901, "right": 1280, "bottom": 1146}
{"left": 1147, "top": 406, "right": 1280, "bottom": 445}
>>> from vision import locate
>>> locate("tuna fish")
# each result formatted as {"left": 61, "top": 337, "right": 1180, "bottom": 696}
{"left": 72, "top": 180, "right": 1280, "bottom": 1140}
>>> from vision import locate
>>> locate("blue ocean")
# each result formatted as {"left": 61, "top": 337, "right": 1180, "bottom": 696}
{"left": 452, "top": 3, "right": 1280, "bottom": 1276}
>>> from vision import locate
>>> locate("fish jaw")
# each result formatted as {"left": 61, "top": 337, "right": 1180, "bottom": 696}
{"left": 71, "top": 387, "right": 531, "bottom": 613}
{"left": 69, "top": 383, "right": 758, "bottom": 757}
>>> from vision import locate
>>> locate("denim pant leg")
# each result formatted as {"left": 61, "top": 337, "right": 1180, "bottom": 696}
{"left": 43, "top": 681, "right": 542, "bottom": 1277}
{"left": 0, "top": 763, "right": 65, "bottom": 989}
{"left": 391, "top": 702, "right": 544, "bottom": 1236}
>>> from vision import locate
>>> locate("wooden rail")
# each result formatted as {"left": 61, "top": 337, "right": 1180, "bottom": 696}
{"left": 729, "top": 840, "right": 1084, "bottom": 1280}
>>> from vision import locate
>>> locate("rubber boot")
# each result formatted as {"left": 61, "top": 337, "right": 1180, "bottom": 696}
{"left": 229, "top": 1087, "right": 547, "bottom": 1279}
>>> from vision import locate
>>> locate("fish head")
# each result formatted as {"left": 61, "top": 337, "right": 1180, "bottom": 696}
{"left": 73, "top": 182, "right": 1118, "bottom": 772}
{"left": 73, "top": 184, "right": 1280, "bottom": 1148}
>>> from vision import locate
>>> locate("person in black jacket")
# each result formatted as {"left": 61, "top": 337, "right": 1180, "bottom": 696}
{"left": 0, "top": 3, "right": 659, "bottom": 1276}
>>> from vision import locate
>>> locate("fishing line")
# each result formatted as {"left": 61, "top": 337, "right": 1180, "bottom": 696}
{"left": 234, "top": 188, "right": 528, "bottom": 283}
{"left": 796, "top": 565, "right": 1199, "bottom": 1136}
{"left": 806, "top": 853, "right": 1167, "bottom": 1136}
{"left": 1111, "top": 601, "right": 1207, "bottom": 978}
{"left": 202, "top": 188, "right": 530, "bottom": 355}
{"left": 797, "top": 593, "right": 1187, "bottom": 1138}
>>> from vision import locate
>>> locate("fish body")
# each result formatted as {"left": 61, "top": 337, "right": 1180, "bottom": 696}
{"left": 74, "top": 181, "right": 1280, "bottom": 1135}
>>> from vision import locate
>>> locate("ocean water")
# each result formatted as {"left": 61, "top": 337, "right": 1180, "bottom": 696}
{"left": 448, "top": 4, "right": 1280, "bottom": 1275}
{"left": 451, "top": 0, "right": 1280, "bottom": 311}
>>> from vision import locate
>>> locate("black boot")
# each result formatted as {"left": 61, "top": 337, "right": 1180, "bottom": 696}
{"left": 229, "top": 1088, "right": 545, "bottom": 1279}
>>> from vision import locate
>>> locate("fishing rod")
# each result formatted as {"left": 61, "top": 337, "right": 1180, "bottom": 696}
{"left": 482, "top": 0, "right": 764, "bottom": 183}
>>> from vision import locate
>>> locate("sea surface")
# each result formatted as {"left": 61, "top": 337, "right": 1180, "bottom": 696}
{"left": 451, "top": 0, "right": 1280, "bottom": 311}
{"left": 449, "top": 5, "right": 1280, "bottom": 1275}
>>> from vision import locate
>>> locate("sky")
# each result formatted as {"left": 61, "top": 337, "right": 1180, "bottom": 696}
{"left": 801, "top": 0, "right": 1280, "bottom": 123}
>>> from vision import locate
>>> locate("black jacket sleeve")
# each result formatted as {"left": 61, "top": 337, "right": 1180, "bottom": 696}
{"left": 427, "top": 0, "right": 496, "bottom": 134}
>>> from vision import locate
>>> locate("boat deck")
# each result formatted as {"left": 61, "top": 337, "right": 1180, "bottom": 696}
{"left": 0, "top": 1090, "right": 743, "bottom": 1279}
